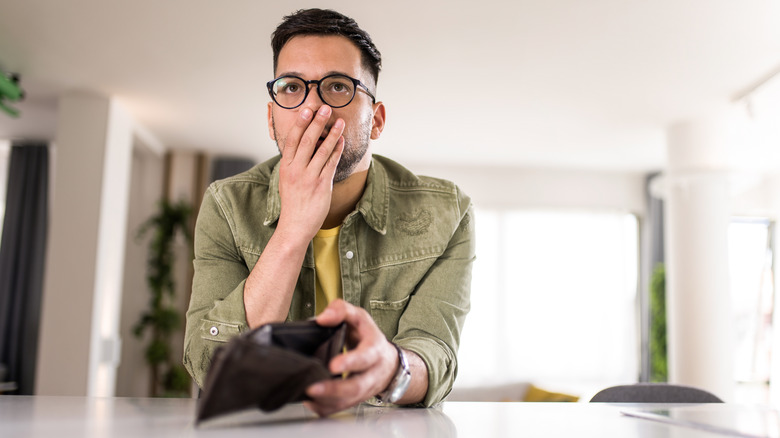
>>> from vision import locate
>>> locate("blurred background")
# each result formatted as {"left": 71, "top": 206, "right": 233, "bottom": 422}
{"left": 0, "top": 0, "right": 779, "bottom": 403}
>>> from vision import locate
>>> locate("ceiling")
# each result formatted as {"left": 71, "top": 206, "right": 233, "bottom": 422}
{"left": 0, "top": 0, "right": 778, "bottom": 171}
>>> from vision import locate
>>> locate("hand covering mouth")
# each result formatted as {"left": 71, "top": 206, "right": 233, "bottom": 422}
{"left": 312, "top": 133, "right": 327, "bottom": 157}
{"left": 315, "top": 127, "right": 332, "bottom": 149}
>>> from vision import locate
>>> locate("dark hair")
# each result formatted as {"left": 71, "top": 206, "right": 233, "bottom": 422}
{"left": 271, "top": 9, "right": 382, "bottom": 86}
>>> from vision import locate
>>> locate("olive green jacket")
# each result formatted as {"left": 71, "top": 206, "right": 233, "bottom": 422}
{"left": 183, "top": 154, "right": 474, "bottom": 406}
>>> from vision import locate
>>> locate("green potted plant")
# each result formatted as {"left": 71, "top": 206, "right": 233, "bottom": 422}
{"left": 649, "top": 263, "right": 667, "bottom": 382}
{"left": 133, "top": 199, "right": 193, "bottom": 397}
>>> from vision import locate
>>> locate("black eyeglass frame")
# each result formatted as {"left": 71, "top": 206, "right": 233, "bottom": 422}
{"left": 266, "top": 73, "right": 376, "bottom": 109}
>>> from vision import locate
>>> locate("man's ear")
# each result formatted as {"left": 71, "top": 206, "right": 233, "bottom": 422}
{"left": 370, "top": 102, "right": 386, "bottom": 140}
{"left": 267, "top": 102, "right": 276, "bottom": 141}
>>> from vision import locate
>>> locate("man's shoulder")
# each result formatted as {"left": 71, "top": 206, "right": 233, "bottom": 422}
{"left": 372, "top": 155, "right": 459, "bottom": 194}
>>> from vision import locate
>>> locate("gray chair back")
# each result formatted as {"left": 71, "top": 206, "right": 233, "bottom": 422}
{"left": 590, "top": 383, "right": 723, "bottom": 403}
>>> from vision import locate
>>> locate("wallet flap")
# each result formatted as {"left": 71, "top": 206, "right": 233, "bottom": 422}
{"left": 250, "top": 320, "right": 345, "bottom": 359}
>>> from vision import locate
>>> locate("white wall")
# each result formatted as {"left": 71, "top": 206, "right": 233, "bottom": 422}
{"left": 407, "top": 163, "right": 647, "bottom": 215}
{"left": 115, "top": 139, "right": 164, "bottom": 397}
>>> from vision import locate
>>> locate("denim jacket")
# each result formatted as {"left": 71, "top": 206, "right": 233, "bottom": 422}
{"left": 183, "top": 154, "right": 474, "bottom": 406}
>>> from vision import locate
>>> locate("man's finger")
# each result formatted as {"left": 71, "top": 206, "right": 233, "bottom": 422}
{"left": 280, "top": 107, "right": 313, "bottom": 162}
{"left": 315, "top": 299, "right": 348, "bottom": 326}
{"left": 330, "top": 338, "right": 387, "bottom": 375}
{"left": 309, "top": 118, "right": 345, "bottom": 172}
{"left": 317, "top": 136, "right": 344, "bottom": 183}
{"left": 317, "top": 300, "right": 378, "bottom": 349}
{"left": 292, "top": 105, "right": 333, "bottom": 166}
{"left": 306, "top": 375, "right": 367, "bottom": 399}
{"left": 316, "top": 300, "right": 391, "bottom": 374}
{"left": 305, "top": 375, "right": 376, "bottom": 415}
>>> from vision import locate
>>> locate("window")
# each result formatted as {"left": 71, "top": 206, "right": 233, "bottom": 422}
{"left": 729, "top": 218, "right": 774, "bottom": 385}
{"left": 456, "top": 209, "right": 639, "bottom": 395}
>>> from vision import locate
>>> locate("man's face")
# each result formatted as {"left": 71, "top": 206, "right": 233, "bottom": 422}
{"left": 268, "top": 35, "right": 384, "bottom": 182}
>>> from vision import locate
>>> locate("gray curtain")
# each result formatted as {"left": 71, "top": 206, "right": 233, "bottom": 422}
{"left": 210, "top": 156, "right": 255, "bottom": 183}
{"left": 639, "top": 172, "right": 664, "bottom": 381}
{"left": 0, "top": 143, "right": 49, "bottom": 394}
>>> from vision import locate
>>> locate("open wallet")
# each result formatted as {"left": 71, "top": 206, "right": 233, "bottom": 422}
{"left": 196, "top": 320, "right": 347, "bottom": 423}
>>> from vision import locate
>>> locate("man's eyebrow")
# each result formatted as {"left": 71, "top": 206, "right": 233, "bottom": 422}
{"left": 275, "top": 70, "right": 354, "bottom": 79}
{"left": 275, "top": 71, "right": 303, "bottom": 78}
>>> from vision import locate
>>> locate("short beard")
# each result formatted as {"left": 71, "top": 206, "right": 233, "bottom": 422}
{"left": 272, "top": 113, "right": 372, "bottom": 183}
{"left": 333, "top": 116, "right": 371, "bottom": 182}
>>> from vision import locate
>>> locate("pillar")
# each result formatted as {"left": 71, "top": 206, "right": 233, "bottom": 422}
{"left": 664, "top": 108, "right": 735, "bottom": 401}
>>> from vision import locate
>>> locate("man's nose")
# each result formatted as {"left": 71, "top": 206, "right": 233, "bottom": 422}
{"left": 301, "top": 83, "right": 325, "bottom": 111}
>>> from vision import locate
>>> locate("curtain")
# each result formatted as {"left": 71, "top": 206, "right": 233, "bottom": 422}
{"left": 0, "top": 143, "right": 49, "bottom": 394}
{"left": 210, "top": 156, "right": 255, "bottom": 183}
{"left": 639, "top": 172, "right": 665, "bottom": 381}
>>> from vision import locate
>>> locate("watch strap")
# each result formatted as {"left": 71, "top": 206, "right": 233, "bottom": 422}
{"left": 377, "top": 343, "right": 411, "bottom": 404}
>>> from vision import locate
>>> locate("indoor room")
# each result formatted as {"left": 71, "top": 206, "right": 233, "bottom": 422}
{"left": 1, "top": 0, "right": 780, "bottom": 436}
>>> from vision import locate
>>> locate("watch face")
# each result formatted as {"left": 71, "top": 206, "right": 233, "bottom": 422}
{"left": 388, "top": 369, "right": 412, "bottom": 403}
{"left": 379, "top": 344, "right": 412, "bottom": 404}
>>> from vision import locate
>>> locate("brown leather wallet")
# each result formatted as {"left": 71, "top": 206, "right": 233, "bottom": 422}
{"left": 196, "top": 320, "right": 347, "bottom": 423}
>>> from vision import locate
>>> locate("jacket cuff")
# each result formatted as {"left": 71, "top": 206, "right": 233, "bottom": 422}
{"left": 396, "top": 336, "right": 456, "bottom": 407}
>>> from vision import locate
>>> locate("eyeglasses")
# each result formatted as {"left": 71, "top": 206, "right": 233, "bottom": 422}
{"left": 266, "top": 73, "right": 376, "bottom": 109}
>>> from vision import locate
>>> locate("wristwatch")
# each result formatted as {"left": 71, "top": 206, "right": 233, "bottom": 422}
{"left": 377, "top": 343, "right": 411, "bottom": 404}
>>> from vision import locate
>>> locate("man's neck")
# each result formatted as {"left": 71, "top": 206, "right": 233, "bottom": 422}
{"left": 322, "top": 168, "right": 369, "bottom": 229}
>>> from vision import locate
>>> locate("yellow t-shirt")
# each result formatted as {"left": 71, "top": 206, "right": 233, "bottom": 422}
{"left": 313, "top": 226, "right": 343, "bottom": 314}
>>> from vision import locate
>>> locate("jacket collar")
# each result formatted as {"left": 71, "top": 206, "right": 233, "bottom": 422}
{"left": 264, "top": 156, "right": 388, "bottom": 235}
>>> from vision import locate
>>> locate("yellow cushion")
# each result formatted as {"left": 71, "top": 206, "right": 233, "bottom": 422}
{"left": 522, "top": 384, "right": 580, "bottom": 402}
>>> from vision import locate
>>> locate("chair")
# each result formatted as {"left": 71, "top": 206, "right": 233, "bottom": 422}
{"left": 589, "top": 383, "right": 723, "bottom": 403}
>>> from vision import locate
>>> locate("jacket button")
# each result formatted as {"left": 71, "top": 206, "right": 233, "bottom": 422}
{"left": 209, "top": 326, "right": 219, "bottom": 336}
{"left": 345, "top": 251, "right": 354, "bottom": 259}
{"left": 305, "top": 302, "right": 312, "bottom": 309}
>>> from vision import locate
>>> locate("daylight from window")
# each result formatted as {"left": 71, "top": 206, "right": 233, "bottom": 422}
{"left": 456, "top": 209, "right": 639, "bottom": 395}
{"left": 729, "top": 219, "right": 774, "bottom": 385}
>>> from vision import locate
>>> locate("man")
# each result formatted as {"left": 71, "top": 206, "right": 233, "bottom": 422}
{"left": 183, "top": 8, "right": 474, "bottom": 416}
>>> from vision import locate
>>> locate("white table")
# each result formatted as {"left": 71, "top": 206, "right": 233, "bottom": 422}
{"left": 1, "top": 396, "right": 778, "bottom": 437}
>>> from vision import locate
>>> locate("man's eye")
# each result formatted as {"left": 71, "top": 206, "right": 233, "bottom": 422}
{"left": 282, "top": 84, "right": 300, "bottom": 93}
{"left": 327, "top": 82, "right": 351, "bottom": 93}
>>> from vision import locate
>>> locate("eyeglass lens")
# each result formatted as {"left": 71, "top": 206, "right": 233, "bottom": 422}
{"left": 271, "top": 75, "right": 356, "bottom": 108}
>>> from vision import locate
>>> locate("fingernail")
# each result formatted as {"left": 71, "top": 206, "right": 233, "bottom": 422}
{"left": 308, "top": 383, "right": 324, "bottom": 395}
{"left": 318, "top": 106, "right": 331, "bottom": 117}
{"left": 334, "top": 119, "right": 344, "bottom": 129}
{"left": 301, "top": 108, "right": 312, "bottom": 120}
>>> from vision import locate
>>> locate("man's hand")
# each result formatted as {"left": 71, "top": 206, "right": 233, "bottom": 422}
{"left": 277, "top": 104, "right": 345, "bottom": 244}
{"left": 304, "top": 299, "right": 401, "bottom": 417}
{"left": 243, "top": 105, "right": 344, "bottom": 328}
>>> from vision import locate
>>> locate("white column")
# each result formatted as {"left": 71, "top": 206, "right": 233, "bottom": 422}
{"left": 36, "top": 92, "right": 134, "bottom": 396}
{"left": 664, "top": 109, "right": 735, "bottom": 401}
{"left": 769, "top": 173, "right": 780, "bottom": 406}
{"left": 88, "top": 99, "right": 134, "bottom": 397}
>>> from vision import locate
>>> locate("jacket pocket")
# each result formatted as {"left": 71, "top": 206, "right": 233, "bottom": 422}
{"left": 200, "top": 319, "right": 241, "bottom": 343}
{"left": 369, "top": 295, "right": 410, "bottom": 340}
